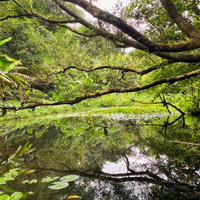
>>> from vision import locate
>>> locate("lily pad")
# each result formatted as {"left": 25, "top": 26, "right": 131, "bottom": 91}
{"left": 22, "top": 179, "right": 37, "bottom": 184}
{"left": 60, "top": 175, "right": 79, "bottom": 182}
{"left": 0, "top": 176, "right": 14, "bottom": 184}
{"left": 4, "top": 169, "right": 19, "bottom": 177}
{"left": 10, "top": 192, "right": 23, "bottom": 200}
{"left": 48, "top": 181, "right": 69, "bottom": 190}
{"left": 0, "top": 194, "right": 10, "bottom": 200}
{"left": 41, "top": 176, "right": 60, "bottom": 183}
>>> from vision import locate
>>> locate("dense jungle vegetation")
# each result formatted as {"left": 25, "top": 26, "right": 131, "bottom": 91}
{"left": 0, "top": 0, "right": 200, "bottom": 117}
{"left": 2, "top": 1, "right": 200, "bottom": 200}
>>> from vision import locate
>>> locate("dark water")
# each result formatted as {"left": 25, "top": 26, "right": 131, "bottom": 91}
{"left": 0, "top": 113, "right": 200, "bottom": 200}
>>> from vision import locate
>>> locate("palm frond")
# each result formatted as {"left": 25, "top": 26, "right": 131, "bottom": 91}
{"left": 12, "top": 73, "right": 32, "bottom": 82}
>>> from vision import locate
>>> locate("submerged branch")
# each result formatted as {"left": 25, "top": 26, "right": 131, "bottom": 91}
{"left": 26, "top": 166, "right": 199, "bottom": 191}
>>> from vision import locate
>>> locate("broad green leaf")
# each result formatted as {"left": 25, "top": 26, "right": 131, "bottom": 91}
{"left": 16, "top": 142, "right": 32, "bottom": 157}
{"left": 22, "top": 179, "right": 37, "bottom": 184}
{"left": 0, "top": 70, "right": 13, "bottom": 84}
{"left": 0, "top": 37, "right": 12, "bottom": 46}
{"left": 41, "top": 176, "right": 59, "bottom": 183}
{"left": 10, "top": 192, "right": 23, "bottom": 200}
{"left": 22, "top": 180, "right": 29, "bottom": 184}
{"left": 29, "top": 179, "right": 37, "bottom": 184}
{"left": 25, "top": 170, "right": 35, "bottom": 174}
{"left": 0, "top": 191, "right": 3, "bottom": 195}
{"left": 0, "top": 74, "right": 12, "bottom": 83}
{"left": 10, "top": 74, "right": 29, "bottom": 85}
{"left": 0, "top": 177, "right": 14, "bottom": 184}
{"left": 4, "top": 168, "right": 19, "bottom": 177}
{"left": 0, "top": 56, "right": 9, "bottom": 71}
{"left": 0, "top": 55, "right": 21, "bottom": 64}
{"left": 48, "top": 181, "right": 69, "bottom": 190}
{"left": 60, "top": 175, "right": 79, "bottom": 182}
{"left": 25, "top": 90, "right": 30, "bottom": 96}
{"left": 0, "top": 194, "right": 10, "bottom": 200}
{"left": 4, "top": 62, "right": 18, "bottom": 73}
{"left": 22, "top": 192, "right": 34, "bottom": 199}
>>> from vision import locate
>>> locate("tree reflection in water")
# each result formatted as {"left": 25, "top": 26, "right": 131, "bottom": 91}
{"left": 0, "top": 114, "right": 200, "bottom": 200}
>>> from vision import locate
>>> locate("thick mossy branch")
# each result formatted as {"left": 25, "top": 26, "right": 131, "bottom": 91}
{"left": 64, "top": 0, "right": 200, "bottom": 53}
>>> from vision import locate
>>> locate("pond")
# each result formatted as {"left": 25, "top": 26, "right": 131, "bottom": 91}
{"left": 0, "top": 112, "right": 200, "bottom": 200}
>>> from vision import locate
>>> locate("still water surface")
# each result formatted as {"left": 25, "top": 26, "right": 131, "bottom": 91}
{"left": 0, "top": 113, "right": 200, "bottom": 200}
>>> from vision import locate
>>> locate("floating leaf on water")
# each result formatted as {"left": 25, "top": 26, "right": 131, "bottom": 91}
{"left": 42, "top": 176, "right": 60, "bottom": 183}
{"left": 67, "top": 195, "right": 81, "bottom": 199}
{"left": 0, "top": 176, "right": 14, "bottom": 184}
{"left": 48, "top": 181, "right": 69, "bottom": 190}
{"left": 29, "top": 179, "right": 37, "bottom": 184}
{"left": 27, "top": 128, "right": 33, "bottom": 134}
{"left": 25, "top": 170, "right": 35, "bottom": 175}
{"left": 22, "top": 179, "right": 37, "bottom": 184}
{"left": 10, "top": 192, "right": 23, "bottom": 200}
{"left": 4, "top": 168, "right": 19, "bottom": 177}
{"left": 59, "top": 175, "right": 79, "bottom": 182}
{"left": 22, "top": 191, "right": 34, "bottom": 199}
{"left": 22, "top": 180, "right": 30, "bottom": 184}
{"left": 0, "top": 194, "right": 10, "bottom": 200}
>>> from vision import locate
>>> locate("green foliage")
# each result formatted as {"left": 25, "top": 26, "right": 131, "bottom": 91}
{"left": 0, "top": 169, "right": 26, "bottom": 200}
{"left": 46, "top": 175, "right": 79, "bottom": 190}
{"left": 0, "top": 38, "right": 22, "bottom": 85}
{"left": 126, "top": 0, "right": 187, "bottom": 42}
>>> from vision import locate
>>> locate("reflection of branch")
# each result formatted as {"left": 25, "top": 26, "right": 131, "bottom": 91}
{"left": 49, "top": 152, "right": 72, "bottom": 170}
{"left": 87, "top": 143, "right": 100, "bottom": 169}
{"left": 123, "top": 153, "right": 165, "bottom": 182}
{"left": 29, "top": 166, "right": 199, "bottom": 191}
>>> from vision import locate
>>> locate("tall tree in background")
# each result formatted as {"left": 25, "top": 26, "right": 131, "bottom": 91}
{"left": 0, "top": 0, "right": 200, "bottom": 110}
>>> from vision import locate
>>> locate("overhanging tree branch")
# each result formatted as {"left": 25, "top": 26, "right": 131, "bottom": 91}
{"left": 46, "top": 61, "right": 173, "bottom": 79}
{"left": 62, "top": 0, "right": 200, "bottom": 53}
{"left": 2, "top": 67, "right": 200, "bottom": 111}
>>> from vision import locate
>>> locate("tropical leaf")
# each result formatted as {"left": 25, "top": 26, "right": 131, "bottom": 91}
{"left": 0, "top": 55, "right": 21, "bottom": 65}
{"left": 0, "top": 74, "right": 12, "bottom": 83}
{"left": 4, "top": 62, "right": 18, "bottom": 73}
{"left": 0, "top": 56, "right": 9, "bottom": 71}
{"left": 0, "top": 194, "right": 9, "bottom": 200}
{"left": 0, "top": 37, "right": 12, "bottom": 46}
{"left": 0, "top": 70, "right": 12, "bottom": 83}
{"left": 10, "top": 74, "right": 29, "bottom": 88}
{"left": 12, "top": 73, "right": 31, "bottom": 82}
{"left": 9, "top": 192, "right": 23, "bottom": 200}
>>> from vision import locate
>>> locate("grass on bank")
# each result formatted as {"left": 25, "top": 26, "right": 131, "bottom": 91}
{"left": 0, "top": 92, "right": 184, "bottom": 121}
